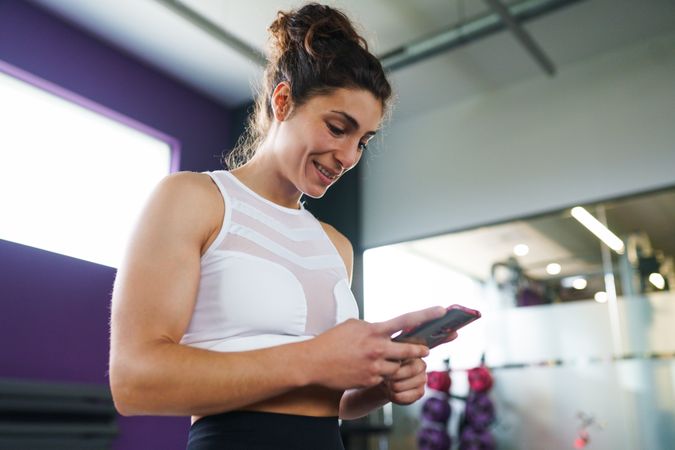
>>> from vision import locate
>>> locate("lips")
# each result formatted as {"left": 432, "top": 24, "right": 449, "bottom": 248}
{"left": 313, "top": 161, "right": 339, "bottom": 182}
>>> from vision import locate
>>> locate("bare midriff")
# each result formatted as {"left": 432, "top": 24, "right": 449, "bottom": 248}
{"left": 190, "top": 385, "right": 343, "bottom": 425}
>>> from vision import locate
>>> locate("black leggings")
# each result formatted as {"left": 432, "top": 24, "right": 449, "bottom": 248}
{"left": 186, "top": 411, "right": 345, "bottom": 450}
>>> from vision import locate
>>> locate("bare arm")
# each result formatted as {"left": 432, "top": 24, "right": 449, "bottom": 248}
{"left": 109, "top": 174, "right": 435, "bottom": 417}
{"left": 319, "top": 224, "right": 447, "bottom": 419}
{"left": 319, "top": 223, "right": 395, "bottom": 418}
{"left": 109, "top": 173, "right": 316, "bottom": 416}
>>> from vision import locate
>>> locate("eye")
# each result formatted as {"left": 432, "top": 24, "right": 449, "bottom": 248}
{"left": 327, "top": 123, "right": 345, "bottom": 136}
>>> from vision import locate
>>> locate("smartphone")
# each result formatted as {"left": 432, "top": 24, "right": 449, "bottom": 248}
{"left": 392, "top": 304, "right": 481, "bottom": 348}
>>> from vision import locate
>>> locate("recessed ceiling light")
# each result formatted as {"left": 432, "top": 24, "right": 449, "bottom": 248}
{"left": 572, "top": 278, "right": 587, "bottom": 290}
{"left": 594, "top": 291, "right": 608, "bottom": 303}
{"left": 546, "top": 263, "right": 561, "bottom": 275}
{"left": 649, "top": 273, "right": 665, "bottom": 290}
{"left": 513, "top": 244, "right": 529, "bottom": 256}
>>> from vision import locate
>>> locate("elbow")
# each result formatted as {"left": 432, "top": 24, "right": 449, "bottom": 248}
{"left": 110, "top": 382, "right": 138, "bottom": 417}
{"left": 109, "top": 359, "right": 147, "bottom": 416}
{"left": 109, "top": 340, "right": 178, "bottom": 416}
{"left": 110, "top": 370, "right": 138, "bottom": 416}
{"left": 112, "top": 395, "right": 135, "bottom": 417}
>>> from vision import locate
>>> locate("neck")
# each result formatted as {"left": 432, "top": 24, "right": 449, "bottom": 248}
{"left": 231, "top": 153, "right": 302, "bottom": 210}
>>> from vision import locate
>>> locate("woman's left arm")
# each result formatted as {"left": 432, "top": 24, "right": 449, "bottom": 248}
{"left": 321, "top": 223, "right": 459, "bottom": 419}
{"left": 320, "top": 223, "right": 429, "bottom": 419}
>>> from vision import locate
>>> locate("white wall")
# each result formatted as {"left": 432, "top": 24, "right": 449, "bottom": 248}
{"left": 362, "top": 31, "right": 675, "bottom": 248}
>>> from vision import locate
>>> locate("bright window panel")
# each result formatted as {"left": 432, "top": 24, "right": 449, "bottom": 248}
{"left": 364, "top": 245, "right": 487, "bottom": 371}
{"left": 0, "top": 67, "right": 174, "bottom": 268}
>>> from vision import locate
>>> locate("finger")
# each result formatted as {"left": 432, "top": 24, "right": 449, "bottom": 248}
{"left": 390, "top": 386, "right": 426, "bottom": 405}
{"left": 376, "top": 306, "right": 446, "bottom": 335}
{"left": 390, "top": 372, "right": 427, "bottom": 393}
{"left": 388, "top": 360, "right": 414, "bottom": 382}
{"left": 384, "top": 341, "right": 429, "bottom": 361}
{"left": 378, "top": 359, "right": 402, "bottom": 377}
{"left": 388, "top": 358, "right": 417, "bottom": 381}
{"left": 389, "top": 359, "right": 426, "bottom": 381}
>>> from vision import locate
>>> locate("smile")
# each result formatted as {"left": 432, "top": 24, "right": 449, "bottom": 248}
{"left": 313, "top": 161, "right": 339, "bottom": 180}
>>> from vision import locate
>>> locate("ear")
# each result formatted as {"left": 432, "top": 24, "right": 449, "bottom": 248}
{"left": 271, "top": 82, "right": 293, "bottom": 121}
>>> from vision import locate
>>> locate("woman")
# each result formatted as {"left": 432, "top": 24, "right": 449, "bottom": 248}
{"left": 109, "top": 3, "right": 453, "bottom": 449}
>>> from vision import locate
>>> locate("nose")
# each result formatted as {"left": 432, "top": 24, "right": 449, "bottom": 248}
{"left": 334, "top": 139, "right": 362, "bottom": 173}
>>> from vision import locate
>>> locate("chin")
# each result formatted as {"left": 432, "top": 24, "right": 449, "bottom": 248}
{"left": 303, "top": 189, "right": 328, "bottom": 200}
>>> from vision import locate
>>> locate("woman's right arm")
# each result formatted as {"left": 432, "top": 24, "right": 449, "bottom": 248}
{"left": 110, "top": 172, "right": 312, "bottom": 416}
{"left": 109, "top": 172, "right": 436, "bottom": 417}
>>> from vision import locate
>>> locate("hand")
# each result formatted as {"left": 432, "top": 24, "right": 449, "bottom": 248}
{"left": 306, "top": 306, "right": 447, "bottom": 390}
{"left": 381, "top": 358, "right": 427, "bottom": 405}
{"left": 381, "top": 330, "right": 458, "bottom": 405}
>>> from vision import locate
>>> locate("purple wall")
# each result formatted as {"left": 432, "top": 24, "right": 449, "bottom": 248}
{"left": 0, "top": 1, "right": 234, "bottom": 448}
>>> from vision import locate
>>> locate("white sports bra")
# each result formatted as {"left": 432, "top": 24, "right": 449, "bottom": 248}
{"left": 180, "top": 170, "right": 359, "bottom": 352}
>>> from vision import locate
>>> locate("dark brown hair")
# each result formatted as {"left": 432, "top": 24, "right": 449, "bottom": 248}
{"left": 225, "top": 2, "right": 392, "bottom": 169}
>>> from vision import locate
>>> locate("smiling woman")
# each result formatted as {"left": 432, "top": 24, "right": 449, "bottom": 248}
{"left": 243, "top": 85, "right": 382, "bottom": 200}
{"left": 108, "top": 3, "right": 450, "bottom": 450}
{"left": 224, "top": 2, "right": 391, "bottom": 172}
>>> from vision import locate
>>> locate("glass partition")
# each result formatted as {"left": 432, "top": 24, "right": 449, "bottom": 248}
{"left": 363, "top": 186, "right": 675, "bottom": 450}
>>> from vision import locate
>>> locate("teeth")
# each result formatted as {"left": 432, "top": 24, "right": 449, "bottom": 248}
{"left": 316, "top": 162, "right": 337, "bottom": 180}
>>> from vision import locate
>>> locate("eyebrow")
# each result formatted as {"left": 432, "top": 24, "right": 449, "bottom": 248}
{"left": 330, "top": 110, "right": 377, "bottom": 137}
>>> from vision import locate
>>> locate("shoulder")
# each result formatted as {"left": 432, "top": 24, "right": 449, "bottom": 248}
{"left": 153, "top": 171, "right": 222, "bottom": 212}
{"left": 144, "top": 171, "right": 224, "bottom": 245}
{"left": 157, "top": 171, "right": 219, "bottom": 196}
{"left": 319, "top": 222, "right": 354, "bottom": 280}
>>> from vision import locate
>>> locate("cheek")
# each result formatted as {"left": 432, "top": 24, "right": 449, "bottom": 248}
{"left": 312, "top": 129, "right": 333, "bottom": 149}
{"left": 278, "top": 128, "right": 310, "bottom": 161}
{"left": 292, "top": 124, "right": 324, "bottom": 152}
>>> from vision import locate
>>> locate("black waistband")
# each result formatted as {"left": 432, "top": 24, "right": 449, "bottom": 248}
{"left": 187, "top": 411, "right": 344, "bottom": 450}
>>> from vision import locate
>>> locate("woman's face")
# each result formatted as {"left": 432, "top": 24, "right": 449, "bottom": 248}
{"left": 271, "top": 86, "right": 383, "bottom": 199}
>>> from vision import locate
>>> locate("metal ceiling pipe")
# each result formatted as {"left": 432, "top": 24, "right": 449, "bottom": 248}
{"left": 380, "top": 0, "right": 585, "bottom": 72}
{"left": 484, "top": 0, "right": 556, "bottom": 76}
{"left": 154, "top": 0, "right": 267, "bottom": 67}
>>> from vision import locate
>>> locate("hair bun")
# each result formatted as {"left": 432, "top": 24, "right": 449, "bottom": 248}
{"left": 268, "top": 3, "right": 367, "bottom": 62}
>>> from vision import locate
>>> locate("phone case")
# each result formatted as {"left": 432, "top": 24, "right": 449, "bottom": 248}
{"left": 392, "top": 304, "right": 481, "bottom": 348}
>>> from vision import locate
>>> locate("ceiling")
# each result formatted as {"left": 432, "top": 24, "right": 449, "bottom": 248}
{"left": 32, "top": 0, "right": 675, "bottom": 119}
